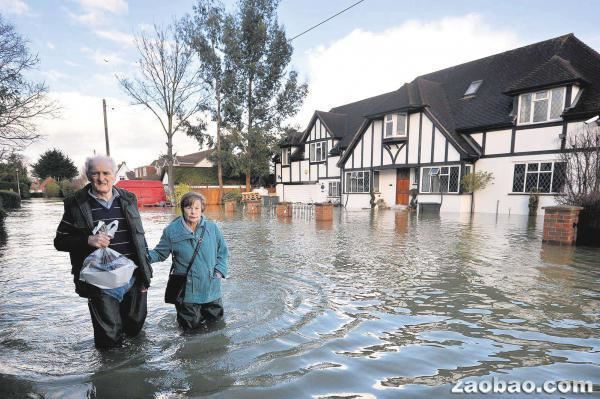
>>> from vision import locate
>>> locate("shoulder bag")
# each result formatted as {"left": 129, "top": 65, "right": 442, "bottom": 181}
{"left": 164, "top": 225, "right": 206, "bottom": 304}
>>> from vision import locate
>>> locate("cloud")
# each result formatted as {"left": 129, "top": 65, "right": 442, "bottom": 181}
{"left": 68, "top": 10, "right": 105, "bottom": 26}
{"left": 81, "top": 47, "right": 125, "bottom": 65}
{"left": 79, "top": 0, "right": 128, "bottom": 14}
{"left": 94, "top": 30, "right": 135, "bottom": 47}
{"left": 40, "top": 69, "right": 68, "bottom": 81}
{"left": 295, "top": 14, "right": 520, "bottom": 124}
{"left": 27, "top": 91, "right": 203, "bottom": 170}
{"left": 47, "top": 41, "right": 55, "bottom": 50}
{"left": 0, "top": 0, "right": 29, "bottom": 15}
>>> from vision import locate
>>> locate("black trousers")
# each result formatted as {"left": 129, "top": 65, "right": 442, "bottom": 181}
{"left": 88, "top": 287, "right": 147, "bottom": 349}
{"left": 175, "top": 298, "right": 224, "bottom": 330}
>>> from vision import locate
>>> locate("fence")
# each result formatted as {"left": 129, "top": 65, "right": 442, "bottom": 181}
{"left": 190, "top": 186, "right": 245, "bottom": 205}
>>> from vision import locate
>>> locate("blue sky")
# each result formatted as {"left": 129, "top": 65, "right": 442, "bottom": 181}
{"left": 2, "top": 0, "right": 599, "bottom": 169}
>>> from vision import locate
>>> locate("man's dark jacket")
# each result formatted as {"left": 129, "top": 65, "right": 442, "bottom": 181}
{"left": 54, "top": 184, "right": 153, "bottom": 297}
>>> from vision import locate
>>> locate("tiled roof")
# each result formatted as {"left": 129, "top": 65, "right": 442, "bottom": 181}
{"left": 176, "top": 149, "right": 213, "bottom": 165}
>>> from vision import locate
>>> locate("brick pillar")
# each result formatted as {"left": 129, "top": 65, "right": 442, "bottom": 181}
{"left": 276, "top": 202, "right": 292, "bottom": 218}
{"left": 315, "top": 203, "right": 333, "bottom": 221}
{"left": 542, "top": 206, "right": 583, "bottom": 245}
{"left": 246, "top": 200, "right": 261, "bottom": 214}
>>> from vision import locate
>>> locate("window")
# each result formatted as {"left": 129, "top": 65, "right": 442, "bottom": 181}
{"left": 281, "top": 148, "right": 289, "bottom": 166}
{"left": 328, "top": 181, "right": 340, "bottom": 197}
{"left": 345, "top": 171, "right": 370, "bottom": 193}
{"left": 373, "top": 171, "right": 380, "bottom": 192}
{"left": 384, "top": 113, "right": 408, "bottom": 138}
{"left": 512, "top": 161, "right": 566, "bottom": 193}
{"left": 518, "top": 87, "right": 565, "bottom": 124}
{"left": 464, "top": 80, "right": 483, "bottom": 96}
{"left": 310, "top": 141, "right": 327, "bottom": 162}
{"left": 421, "top": 166, "right": 460, "bottom": 193}
{"left": 413, "top": 168, "right": 419, "bottom": 184}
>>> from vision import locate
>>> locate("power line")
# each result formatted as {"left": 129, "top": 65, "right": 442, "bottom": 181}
{"left": 287, "top": 0, "right": 367, "bottom": 43}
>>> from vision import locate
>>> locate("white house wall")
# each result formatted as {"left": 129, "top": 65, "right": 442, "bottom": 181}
{"left": 484, "top": 129, "right": 512, "bottom": 155}
{"left": 291, "top": 162, "right": 300, "bottom": 181}
{"left": 194, "top": 158, "right": 213, "bottom": 167}
{"left": 420, "top": 116, "right": 433, "bottom": 162}
{"left": 514, "top": 125, "right": 562, "bottom": 152}
{"left": 328, "top": 156, "right": 340, "bottom": 177}
{"left": 433, "top": 129, "right": 446, "bottom": 162}
{"left": 282, "top": 165, "right": 290, "bottom": 182}
{"left": 470, "top": 133, "right": 483, "bottom": 147}
{"left": 408, "top": 113, "right": 420, "bottom": 164}
{"left": 474, "top": 153, "right": 562, "bottom": 215}
{"left": 372, "top": 120, "right": 382, "bottom": 167}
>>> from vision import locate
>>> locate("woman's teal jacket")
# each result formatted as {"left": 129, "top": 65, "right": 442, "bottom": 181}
{"left": 148, "top": 216, "right": 228, "bottom": 304}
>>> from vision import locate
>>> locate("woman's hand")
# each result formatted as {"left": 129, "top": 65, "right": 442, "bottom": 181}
{"left": 88, "top": 233, "right": 111, "bottom": 248}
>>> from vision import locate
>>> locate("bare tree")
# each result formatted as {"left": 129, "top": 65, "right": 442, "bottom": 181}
{"left": 558, "top": 122, "right": 600, "bottom": 205}
{"left": 117, "top": 23, "right": 208, "bottom": 195}
{"left": 0, "top": 15, "right": 58, "bottom": 160}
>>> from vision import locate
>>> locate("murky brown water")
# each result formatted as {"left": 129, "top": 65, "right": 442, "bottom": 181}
{"left": 0, "top": 199, "right": 598, "bottom": 398}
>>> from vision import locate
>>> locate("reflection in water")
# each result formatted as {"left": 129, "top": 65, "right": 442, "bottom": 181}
{"left": 0, "top": 199, "right": 598, "bottom": 398}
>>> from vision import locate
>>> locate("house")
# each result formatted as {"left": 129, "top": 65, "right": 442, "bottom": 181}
{"left": 115, "top": 162, "right": 131, "bottom": 181}
{"left": 152, "top": 149, "right": 214, "bottom": 177}
{"left": 159, "top": 150, "right": 216, "bottom": 189}
{"left": 275, "top": 34, "right": 600, "bottom": 214}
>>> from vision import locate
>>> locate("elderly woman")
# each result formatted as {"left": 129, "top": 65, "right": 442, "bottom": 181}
{"left": 148, "top": 192, "right": 228, "bottom": 329}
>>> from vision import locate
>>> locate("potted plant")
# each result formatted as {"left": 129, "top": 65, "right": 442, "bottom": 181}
{"left": 409, "top": 188, "right": 418, "bottom": 210}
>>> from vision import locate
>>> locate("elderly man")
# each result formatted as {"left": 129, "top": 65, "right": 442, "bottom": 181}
{"left": 54, "top": 155, "right": 152, "bottom": 349}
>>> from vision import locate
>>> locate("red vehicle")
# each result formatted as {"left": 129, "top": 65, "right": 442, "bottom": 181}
{"left": 116, "top": 180, "right": 168, "bottom": 207}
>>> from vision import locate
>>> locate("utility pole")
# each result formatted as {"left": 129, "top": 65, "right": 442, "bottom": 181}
{"left": 103, "top": 99, "right": 110, "bottom": 156}
{"left": 16, "top": 168, "right": 21, "bottom": 197}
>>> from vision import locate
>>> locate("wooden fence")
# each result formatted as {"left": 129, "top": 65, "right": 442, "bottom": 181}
{"left": 190, "top": 186, "right": 245, "bottom": 205}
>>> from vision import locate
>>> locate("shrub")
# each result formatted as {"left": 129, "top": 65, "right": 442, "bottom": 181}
{"left": 59, "top": 180, "right": 78, "bottom": 197}
{"left": 0, "top": 182, "right": 30, "bottom": 198}
{"left": 44, "top": 181, "right": 61, "bottom": 198}
{"left": 174, "top": 183, "right": 191, "bottom": 205}
{"left": 0, "top": 190, "right": 21, "bottom": 209}
{"left": 222, "top": 190, "right": 242, "bottom": 203}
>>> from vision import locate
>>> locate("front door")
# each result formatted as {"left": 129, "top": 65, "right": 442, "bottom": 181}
{"left": 396, "top": 169, "right": 410, "bottom": 205}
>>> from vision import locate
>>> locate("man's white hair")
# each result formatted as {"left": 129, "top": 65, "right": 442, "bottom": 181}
{"left": 84, "top": 155, "right": 117, "bottom": 180}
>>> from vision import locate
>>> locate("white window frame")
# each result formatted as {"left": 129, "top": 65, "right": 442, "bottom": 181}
{"left": 328, "top": 181, "right": 340, "bottom": 197}
{"left": 281, "top": 148, "right": 289, "bottom": 166}
{"left": 511, "top": 161, "right": 566, "bottom": 193}
{"left": 310, "top": 141, "right": 327, "bottom": 162}
{"left": 345, "top": 171, "right": 370, "bottom": 193}
{"left": 464, "top": 80, "right": 483, "bottom": 96}
{"left": 384, "top": 113, "right": 408, "bottom": 138}
{"left": 517, "top": 87, "right": 566, "bottom": 125}
{"left": 420, "top": 166, "right": 460, "bottom": 193}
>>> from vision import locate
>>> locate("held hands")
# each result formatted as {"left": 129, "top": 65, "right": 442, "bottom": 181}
{"left": 88, "top": 233, "right": 111, "bottom": 248}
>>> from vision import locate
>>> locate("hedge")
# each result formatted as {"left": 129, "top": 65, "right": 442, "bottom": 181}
{"left": 0, "top": 190, "right": 21, "bottom": 209}
{"left": 0, "top": 182, "right": 31, "bottom": 198}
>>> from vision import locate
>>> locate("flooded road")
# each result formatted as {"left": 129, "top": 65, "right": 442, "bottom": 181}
{"left": 0, "top": 199, "right": 598, "bottom": 398}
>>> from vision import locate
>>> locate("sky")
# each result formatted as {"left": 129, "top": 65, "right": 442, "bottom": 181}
{"left": 2, "top": 0, "right": 600, "bottom": 172}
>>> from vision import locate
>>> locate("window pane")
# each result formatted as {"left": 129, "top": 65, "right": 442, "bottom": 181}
{"left": 513, "top": 164, "right": 525, "bottom": 192}
{"left": 323, "top": 142, "right": 327, "bottom": 160}
{"left": 385, "top": 121, "right": 393, "bottom": 137}
{"left": 397, "top": 113, "right": 407, "bottom": 135}
{"left": 550, "top": 88, "right": 564, "bottom": 119}
{"left": 431, "top": 174, "right": 440, "bottom": 192}
{"left": 525, "top": 172, "right": 538, "bottom": 192}
{"left": 373, "top": 171, "right": 379, "bottom": 192}
{"left": 316, "top": 145, "right": 322, "bottom": 161}
{"left": 552, "top": 162, "right": 566, "bottom": 193}
{"left": 519, "top": 93, "right": 532, "bottom": 123}
{"left": 422, "top": 168, "right": 431, "bottom": 192}
{"left": 541, "top": 162, "right": 552, "bottom": 171}
{"left": 364, "top": 172, "right": 370, "bottom": 193}
{"left": 449, "top": 166, "right": 460, "bottom": 192}
{"left": 533, "top": 98, "right": 548, "bottom": 122}
{"left": 310, "top": 144, "right": 315, "bottom": 162}
{"left": 538, "top": 172, "right": 551, "bottom": 193}
{"left": 441, "top": 167, "right": 448, "bottom": 174}
{"left": 439, "top": 175, "right": 449, "bottom": 193}
{"left": 346, "top": 173, "right": 350, "bottom": 193}
{"left": 527, "top": 163, "right": 539, "bottom": 172}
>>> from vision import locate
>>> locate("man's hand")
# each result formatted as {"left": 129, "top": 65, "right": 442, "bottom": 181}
{"left": 88, "top": 233, "right": 111, "bottom": 248}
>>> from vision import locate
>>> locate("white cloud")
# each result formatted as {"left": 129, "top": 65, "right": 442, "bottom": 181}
{"left": 0, "top": 0, "right": 29, "bottom": 15}
{"left": 296, "top": 14, "right": 520, "bottom": 124}
{"left": 64, "top": 60, "right": 80, "bottom": 67}
{"left": 68, "top": 10, "right": 104, "bottom": 26}
{"left": 47, "top": 41, "right": 55, "bottom": 50}
{"left": 27, "top": 91, "right": 203, "bottom": 170}
{"left": 79, "top": 0, "right": 127, "bottom": 14}
{"left": 81, "top": 47, "right": 125, "bottom": 65}
{"left": 94, "top": 29, "right": 135, "bottom": 47}
{"left": 40, "top": 69, "right": 68, "bottom": 81}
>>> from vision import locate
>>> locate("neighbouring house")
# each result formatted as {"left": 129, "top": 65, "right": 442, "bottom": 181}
{"left": 115, "top": 162, "right": 131, "bottom": 181}
{"left": 152, "top": 149, "right": 214, "bottom": 177}
{"left": 275, "top": 34, "right": 600, "bottom": 214}
{"left": 133, "top": 165, "right": 159, "bottom": 179}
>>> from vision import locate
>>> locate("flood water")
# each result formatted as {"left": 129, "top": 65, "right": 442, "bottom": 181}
{"left": 0, "top": 199, "right": 598, "bottom": 398}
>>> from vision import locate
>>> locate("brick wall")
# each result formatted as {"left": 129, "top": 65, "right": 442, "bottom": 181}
{"left": 542, "top": 206, "right": 583, "bottom": 245}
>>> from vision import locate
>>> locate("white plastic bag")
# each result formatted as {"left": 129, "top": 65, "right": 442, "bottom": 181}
{"left": 79, "top": 221, "right": 137, "bottom": 289}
